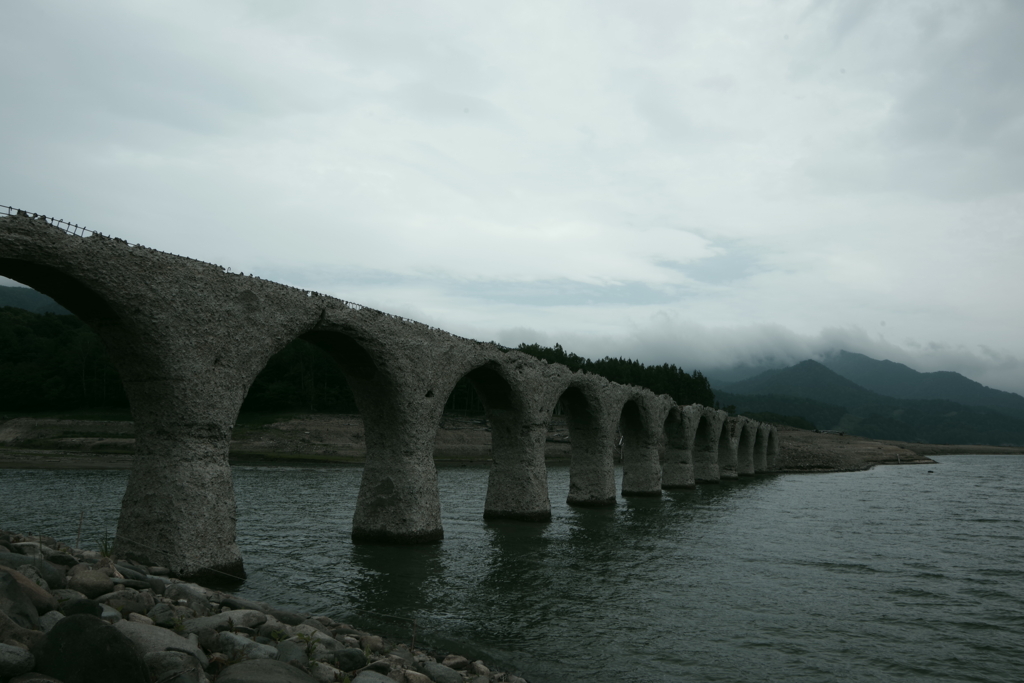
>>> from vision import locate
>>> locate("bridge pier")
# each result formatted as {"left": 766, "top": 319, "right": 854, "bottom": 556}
{"left": 717, "top": 417, "right": 741, "bottom": 479}
{"left": 622, "top": 441, "right": 662, "bottom": 495}
{"left": 1, "top": 211, "right": 790, "bottom": 567}
{"left": 736, "top": 418, "right": 756, "bottom": 476}
{"left": 564, "top": 380, "right": 617, "bottom": 507}
{"left": 352, "top": 445, "right": 444, "bottom": 543}
{"left": 568, "top": 442, "right": 617, "bottom": 506}
{"left": 766, "top": 427, "right": 780, "bottom": 471}
{"left": 115, "top": 423, "right": 244, "bottom": 581}
{"left": 753, "top": 424, "right": 770, "bottom": 472}
{"left": 621, "top": 398, "right": 662, "bottom": 496}
{"left": 484, "top": 415, "right": 552, "bottom": 522}
{"left": 351, "top": 385, "right": 444, "bottom": 543}
{"left": 693, "top": 408, "right": 727, "bottom": 483}
{"left": 661, "top": 405, "right": 698, "bottom": 489}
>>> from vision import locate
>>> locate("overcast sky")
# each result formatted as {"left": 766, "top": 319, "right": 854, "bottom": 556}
{"left": 2, "top": 1, "right": 1023, "bottom": 394}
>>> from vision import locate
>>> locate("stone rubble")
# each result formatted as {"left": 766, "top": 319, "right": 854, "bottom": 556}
{"left": 0, "top": 529, "right": 529, "bottom": 683}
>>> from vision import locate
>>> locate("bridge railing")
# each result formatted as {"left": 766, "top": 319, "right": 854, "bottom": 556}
{"left": 1, "top": 203, "right": 491, "bottom": 347}
{"left": 0, "top": 204, "right": 111, "bottom": 241}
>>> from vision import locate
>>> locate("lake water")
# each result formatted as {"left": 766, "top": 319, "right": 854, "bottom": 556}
{"left": 2, "top": 456, "right": 1023, "bottom": 682}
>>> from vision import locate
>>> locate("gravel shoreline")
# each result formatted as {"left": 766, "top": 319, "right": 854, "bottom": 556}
{"left": 0, "top": 528, "right": 529, "bottom": 683}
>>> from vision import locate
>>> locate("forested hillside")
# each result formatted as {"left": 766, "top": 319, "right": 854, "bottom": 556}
{"left": 515, "top": 343, "right": 715, "bottom": 407}
{"left": 717, "top": 360, "right": 1024, "bottom": 445}
{"left": 0, "top": 307, "right": 127, "bottom": 412}
{"left": 0, "top": 285, "right": 70, "bottom": 315}
{"left": 822, "top": 350, "right": 1024, "bottom": 419}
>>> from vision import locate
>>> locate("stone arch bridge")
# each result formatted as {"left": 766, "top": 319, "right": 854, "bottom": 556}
{"left": 0, "top": 210, "right": 780, "bottom": 580}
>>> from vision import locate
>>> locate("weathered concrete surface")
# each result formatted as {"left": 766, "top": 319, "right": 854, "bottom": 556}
{"left": 619, "top": 392, "right": 672, "bottom": 496}
{"left": 753, "top": 424, "right": 770, "bottom": 473}
{"left": 563, "top": 374, "right": 620, "bottom": 507}
{"left": 693, "top": 408, "right": 728, "bottom": 483}
{"left": 1, "top": 212, "right": 785, "bottom": 576}
{"left": 444, "top": 352, "right": 570, "bottom": 522}
{"left": 766, "top": 427, "right": 780, "bottom": 471}
{"left": 717, "top": 418, "right": 742, "bottom": 480}
{"left": 660, "top": 405, "right": 701, "bottom": 489}
{"left": 0, "top": 215, "right": 321, "bottom": 579}
{"left": 735, "top": 418, "right": 757, "bottom": 476}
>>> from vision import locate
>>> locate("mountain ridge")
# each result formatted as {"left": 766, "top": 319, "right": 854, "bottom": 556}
{"left": 716, "top": 359, "right": 1024, "bottom": 446}
{"left": 0, "top": 285, "right": 70, "bottom": 315}
{"left": 821, "top": 350, "right": 1024, "bottom": 420}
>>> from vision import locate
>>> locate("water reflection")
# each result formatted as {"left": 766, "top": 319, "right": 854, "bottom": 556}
{"left": 6, "top": 461, "right": 1024, "bottom": 683}
{"left": 481, "top": 519, "right": 552, "bottom": 585}
{"left": 346, "top": 543, "right": 446, "bottom": 622}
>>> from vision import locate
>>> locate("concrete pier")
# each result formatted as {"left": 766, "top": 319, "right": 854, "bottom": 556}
{"left": 660, "top": 405, "right": 701, "bottom": 489}
{"left": 620, "top": 396, "right": 664, "bottom": 496}
{"left": 693, "top": 408, "right": 728, "bottom": 483}
{"left": 753, "top": 424, "right": 770, "bottom": 472}
{"left": 736, "top": 418, "right": 757, "bottom": 476}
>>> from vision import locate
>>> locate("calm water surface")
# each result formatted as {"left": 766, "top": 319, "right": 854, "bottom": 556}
{"left": 2, "top": 456, "right": 1023, "bottom": 682}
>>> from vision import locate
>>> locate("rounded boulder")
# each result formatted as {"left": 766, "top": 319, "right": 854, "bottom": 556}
{"left": 217, "top": 658, "right": 319, "bottom": 683}
{"left": 67, "top": 570, "right": 114, "bottom": 599}
{"left": 31, "top": 614, "right": 149, "bottom": 683}
{"left": 0, "top": 642, "right": 34, "bottom": 679}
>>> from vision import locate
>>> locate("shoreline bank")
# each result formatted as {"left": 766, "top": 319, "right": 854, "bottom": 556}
{"left": 5, "top": 429, "right": 1021, "bottom": 474}
{"left": 0, "top": 527, "right": 529, "bottom": 683}
{"left": 3, "top": 412, "right": 1021, "bottom": 473}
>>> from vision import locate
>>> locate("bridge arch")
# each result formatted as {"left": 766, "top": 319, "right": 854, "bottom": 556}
{"left": 0, "top": 259, "right": 121, "bottom": 325}
{"left": 0, "top": 258, "right": 152, "bottom": 397}
{"left": 735, "top": 418, "right": 758, "bottom": 476}
{"left": 292, "top": 324, "right": 446, "bottom": 543}
{"left": 615, "top": 392, "right": 663, "bottom": 496}
{"left": 0, "top": 221, "right": 265, "bottom": 578}
{"left": 301, "top": 304, "right": 462, "bottom": 544}
{"left": 555, "top": 374, "right": 618, "bottom": 507}
{"left": 661, "top": 405, "right": 697, "bottom": 489}
{"left": 443, "top": 355, "right": 553, "bottom": 522}
{"left": 717, "top": 417, "right": 744, "bottom": 480}
{"left": 753, "top": 424, "right": 770, "bottom": 472}
{"left": 1, "top": 210, "right": 789, "bottom": 575}
{"left": 693, "top": 407, "right": 727, "bottom": 483}
{"left": 766, "top": 426, "right": 780, "bottom": 470}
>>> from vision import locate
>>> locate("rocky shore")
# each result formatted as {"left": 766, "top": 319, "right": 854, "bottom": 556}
{"left": 0, "top": 529, "right": 528, "bottom": 683}
{"left": 774, "top": 425, "right": 938, "bottom": 472}
{"left": 773, "top": 425, "right": 1024, "bottom": 471}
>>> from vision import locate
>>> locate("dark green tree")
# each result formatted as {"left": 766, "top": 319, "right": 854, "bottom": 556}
{"left": 516, "top": 343, "right": 715, "bottom": 407}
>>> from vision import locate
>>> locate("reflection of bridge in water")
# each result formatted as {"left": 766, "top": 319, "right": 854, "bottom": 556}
{"left": 0, "top": 208, "right": 779, "bottom": 580}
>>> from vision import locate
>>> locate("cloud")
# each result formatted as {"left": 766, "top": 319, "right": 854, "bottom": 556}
{"left": 793, "top": 0, "right": 1024, "bottom": 199}
{"left": 496, "top": 316, "right": 1024, "bottom": 396}
{"left": 1, "top": 0, "right": 1022, "bottom": 400}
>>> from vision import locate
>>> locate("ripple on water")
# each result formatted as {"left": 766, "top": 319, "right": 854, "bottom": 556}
{"left": 2, "top": 457, "right": 1024, "bottom": 682}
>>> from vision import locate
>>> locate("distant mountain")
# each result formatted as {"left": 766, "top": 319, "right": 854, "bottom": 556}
{"left": 714, "top": 390, "right": 847, "bottom": 431}
{"left": 821, "top": 350, "right": 1024, "bottom": 420}
{"left": 715, "top": 359, "right": 1024, "bottom": 446}
{"left": 0, "top": 285, "right": 69, "bottom": 315}
{"left": 724, "top": 359, "right": 879, "bottom": 408}
{"left": 703, "top": 362, "right": 787, "bottom": 386}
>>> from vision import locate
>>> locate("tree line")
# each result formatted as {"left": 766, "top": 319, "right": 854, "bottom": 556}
{"left": 515, "top": 343, "right": 715, "bottom": 407}
{"left": 0, "top": 307, "right": 128, "bottom": 413}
